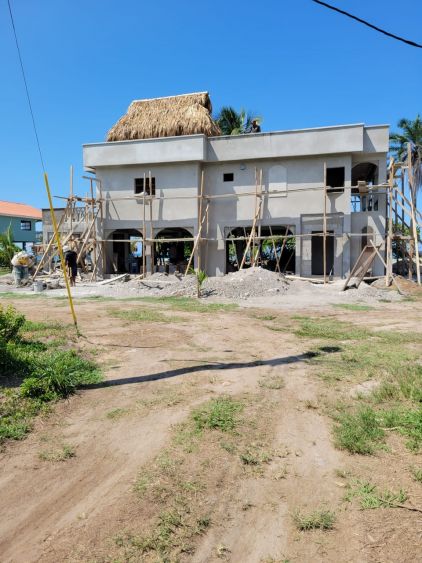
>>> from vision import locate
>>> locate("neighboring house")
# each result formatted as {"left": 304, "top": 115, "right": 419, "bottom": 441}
{"left": 0, "top": 200, "right": 42, "bottom": 250}
{"left": 82, "top": 92, "right": 389, "bottom": 278}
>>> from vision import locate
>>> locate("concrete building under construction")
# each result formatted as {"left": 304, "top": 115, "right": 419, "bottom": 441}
{"left": 78, "top": 92, "right": 389, "bottom": 279}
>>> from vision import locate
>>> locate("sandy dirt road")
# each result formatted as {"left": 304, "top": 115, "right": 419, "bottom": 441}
{"left": 0, "top": 295, "right": 421, "bottom": 562}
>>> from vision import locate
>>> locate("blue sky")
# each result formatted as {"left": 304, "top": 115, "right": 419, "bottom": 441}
{"left": 1, "top": 0, "right": 421, "bottom": 209}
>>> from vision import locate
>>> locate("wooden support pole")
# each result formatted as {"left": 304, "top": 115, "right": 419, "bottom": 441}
{"left": 149, "top": 170, "right": 154, "bottom": 274}
{"left": 323, "top": 162, "right": 327, "bottom": 284}
{"left": 239, "top": 197, "right": 263, "bottom": 270}
{"left": 408, "top": 143, "right": 421, "bottom": 285}
{"left": 386, "top": 158, "right": 394, "bottom": 286}
{"left": 197, "top": 169, "right": 205, "bottom": 274}
{"left": 69, "top": 165, "right": 73, "bottom": 234}
{"left": 184, "top": 200, "right": 210, "bottom": 276}
{"left": 142, "top": 172, "right": 146, "bottom": 277}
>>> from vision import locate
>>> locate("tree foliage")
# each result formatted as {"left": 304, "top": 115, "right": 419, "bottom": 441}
{"left": 390, "top": 115, "right": 422, "bottom": 201}
{"left": 0, "top": 226, "right": 20, "bottom": 269}
{"left": 215, "top": 106, "right": 261, "bottom": 135}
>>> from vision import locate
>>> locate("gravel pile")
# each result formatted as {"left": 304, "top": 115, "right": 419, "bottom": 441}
{"left": 104, "top": 267, "right": 290, "bottom": 300}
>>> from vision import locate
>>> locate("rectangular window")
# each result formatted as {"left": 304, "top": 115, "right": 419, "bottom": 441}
{"left": 134, "top": 177, "right": 156, "bottom": 196}
{"left": 20, "top": 220, "right": 31, "bottom": 231}
{"left": 326, "top": 167, "right": 345, "bottom": 192}
{"left": 223, "top": 173, "right": 234, "bottom": 182}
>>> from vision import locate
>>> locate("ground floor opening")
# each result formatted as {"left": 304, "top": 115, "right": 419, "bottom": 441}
{"left": 154, "top": 228, "right": 193, "bottom": 274}
{"left": 106, "top": 229, "right": 143, "bottom": 274}
{"left": 226, "top": 225, "right": 295, "bottom": 274}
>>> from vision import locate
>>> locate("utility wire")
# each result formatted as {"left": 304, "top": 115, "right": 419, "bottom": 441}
{"left": 7, "top": 0, "right": 46, "bottom": 171}
{"left": 312, "top": 0, "right": 422, "bottom": 49}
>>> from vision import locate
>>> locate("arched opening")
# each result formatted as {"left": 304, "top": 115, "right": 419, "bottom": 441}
{"left": 351, "top": 163, "right": 379, "bottom": 212}
{"left": 154, "top": 228, "right": 193, "bottom": 274}
{"left": 226, "top": 226, "right": 295, "bottom": 274}
{"left": 352, "top": 162, "right": 378, "bottom": 186}
{"left": 106, "top": 229, "right": 143, "bottom": 274}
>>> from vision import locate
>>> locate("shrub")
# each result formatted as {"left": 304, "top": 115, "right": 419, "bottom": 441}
{"left": 0, "top": 305, "right": 25, "bottom": 342}
{"left": 21, "top": 350, "right": 100, "bottom": 401}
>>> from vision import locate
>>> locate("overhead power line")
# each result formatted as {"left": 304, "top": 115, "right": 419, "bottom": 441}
{"left": 7, "top": 0, "right": 46, "bottom": 171}
{"left": 312, "top": 0, "right": 422, "bottom": 49}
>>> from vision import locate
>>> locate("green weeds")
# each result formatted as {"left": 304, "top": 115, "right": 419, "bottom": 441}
{"left": 109, "top": 308, "right": 182, "bottom": 323}
{"left": 192, "top": 397, "right": 244, "bottom": 432}
{"left": 293, "top": 508, "right": 335, "bottom": 531}
{"left": 39, "top": 443, "right": 76, "bottom": 462}
{"left": 345, "top": 480, "right": 408, "bottom": 509}
{"left": 138, "top": 296, "right": 238, "bottom": 314}
{"left": 333, "top": 303, "right": 373, "bottom": 311}
{"left": 333, "top": 407, "right": 385, "bottom": 455}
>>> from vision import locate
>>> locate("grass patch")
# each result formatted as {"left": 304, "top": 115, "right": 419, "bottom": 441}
{"left": 0, "top": 305, "right": 101, "bottom": 445}
{"left": 293, "top": 508, "right": 335, "bottom": 531}
{"left": 240, "top": 444, "right": 273, "bottom": 466}
{"left": 410, "top": 466, "right": 422, "bottom": 483}
{"left": 192, "top": 397, "right": 244, "bottom": 433}
{"left": 299, "top": 317, "right": 422, "bottom": 453}
{"left": 345, "top": 480, "right": 408, "bottom": 509}
{"left": 139, "top": 296, "right": 238, "bottom": 314}
{"left": 333, "top": 406, "right": 385, "bottom": 455}
{"left": 259, "top": 375, "right": 284, "bottom": 390}
{"left": 295, "top": 317, "right": 369, "bottom": 341}
{"left": 108, "top": 307, "right": 182, "bottom": 323}
{"left": 333, "top": 303, "right": 374, "bottom": 311}
{"left": 39, "top": 443, "right": 76, "bottom": 462}
{"left": 333, "top": 405, "right": 422, "bottom": 454}
{"left": 106, "top": 407, "right": 130, "bottom": 420}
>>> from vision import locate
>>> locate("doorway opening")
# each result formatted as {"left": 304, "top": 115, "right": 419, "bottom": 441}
{"left": 311, "top": 231, "right": 334, "bottom": 276}
{"left": 226, "top": 226, "right": 295, "bottom": 274}
{"left": 154, "top": 228, "right": 193, "bottom": 273}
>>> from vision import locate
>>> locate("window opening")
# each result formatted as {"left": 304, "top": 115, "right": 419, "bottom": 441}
{"left": 134, "top": 177, "right": 156, "bottom": 196}
{"left": 223, "top": 173, "right": 234, "bottom": 182}
{"left": 20, "top": 220, "right": 31, "bottom": 231}
{"left": 326, "top": 167, "right": 345, "bottom": 192}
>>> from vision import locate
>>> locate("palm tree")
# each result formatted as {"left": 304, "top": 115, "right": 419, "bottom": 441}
{"left": 216, "top": 106, "right": 261, "bottom": 135}
{"left": 0, "top": 225, "right": 20, "bottom": 270}
{"left": 390, "top": 115, "right": 422, "bottom": 204}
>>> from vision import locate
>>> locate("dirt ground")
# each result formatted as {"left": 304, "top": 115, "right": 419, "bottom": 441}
{"left": 0, "top": 290, "right": 421, "bottom": 563}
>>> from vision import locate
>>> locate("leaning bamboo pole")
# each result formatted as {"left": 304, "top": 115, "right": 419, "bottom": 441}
{"left": 408, "top": 143, "right": 421, "bottom": 285}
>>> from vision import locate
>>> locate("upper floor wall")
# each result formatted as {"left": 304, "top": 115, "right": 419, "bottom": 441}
{"left": 83, "top": 124, "right": 389, "bottom": 168}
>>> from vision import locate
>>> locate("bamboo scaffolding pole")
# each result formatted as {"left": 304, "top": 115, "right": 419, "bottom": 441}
{"left": 323, "top": 162, "right": 327, "bottom": 284}
{"left": 184, "top": 200, "right": 210, "bottom": 275}
{"left": 99, "top": 232, "right": 385, "bottom": 244}
{"left": 60, "top": 182, "right": 388, "bottom": 204}
{"left": 408, "top": 144, "right": 421, "bottom": 285}
{"left": 142, "top": 172, "right": 146, "bottom": 277}
{"left": 149, "top": 170, "right": 154, "bottom": 274}
{"left": 197, "top": 169, "right": 205, "bottom": 274}
{"left": 44, "top": 173, "right": 79, "bottom": 332}
{"left": 268, "top": 226, "right": 281, "bottom": 273}
{"left": 239, "top": 198, "right": 263, "bottom": 269}
{"left": 33, "top": 200, "right": 72, "bottom": 278}
{"left": 386, "top": 159, "right": 394, "bottom": 286}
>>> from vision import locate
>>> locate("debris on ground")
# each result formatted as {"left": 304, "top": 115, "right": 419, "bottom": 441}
{"left": 0, "top": 266, "right": 407, "bottom": 308}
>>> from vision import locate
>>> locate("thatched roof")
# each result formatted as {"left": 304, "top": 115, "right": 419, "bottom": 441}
{"left": 106, "top": 92, "right": 221, "bottom": 142}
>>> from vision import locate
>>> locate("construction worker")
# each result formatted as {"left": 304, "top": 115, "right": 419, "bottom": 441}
{"left": 63, "top": 245, "right": 78, "bottom": 286}
{"left": 11, "top": 250, "right": 34, "bottom": 287}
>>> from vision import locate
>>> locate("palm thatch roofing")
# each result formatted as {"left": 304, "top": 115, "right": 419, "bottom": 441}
{"left": 106, "top": 92, "right": 221, "bottom": 142}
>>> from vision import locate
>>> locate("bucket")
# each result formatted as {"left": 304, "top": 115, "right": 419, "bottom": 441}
{"left": 33, "top": 281, "right": 44, "bottom": 293}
